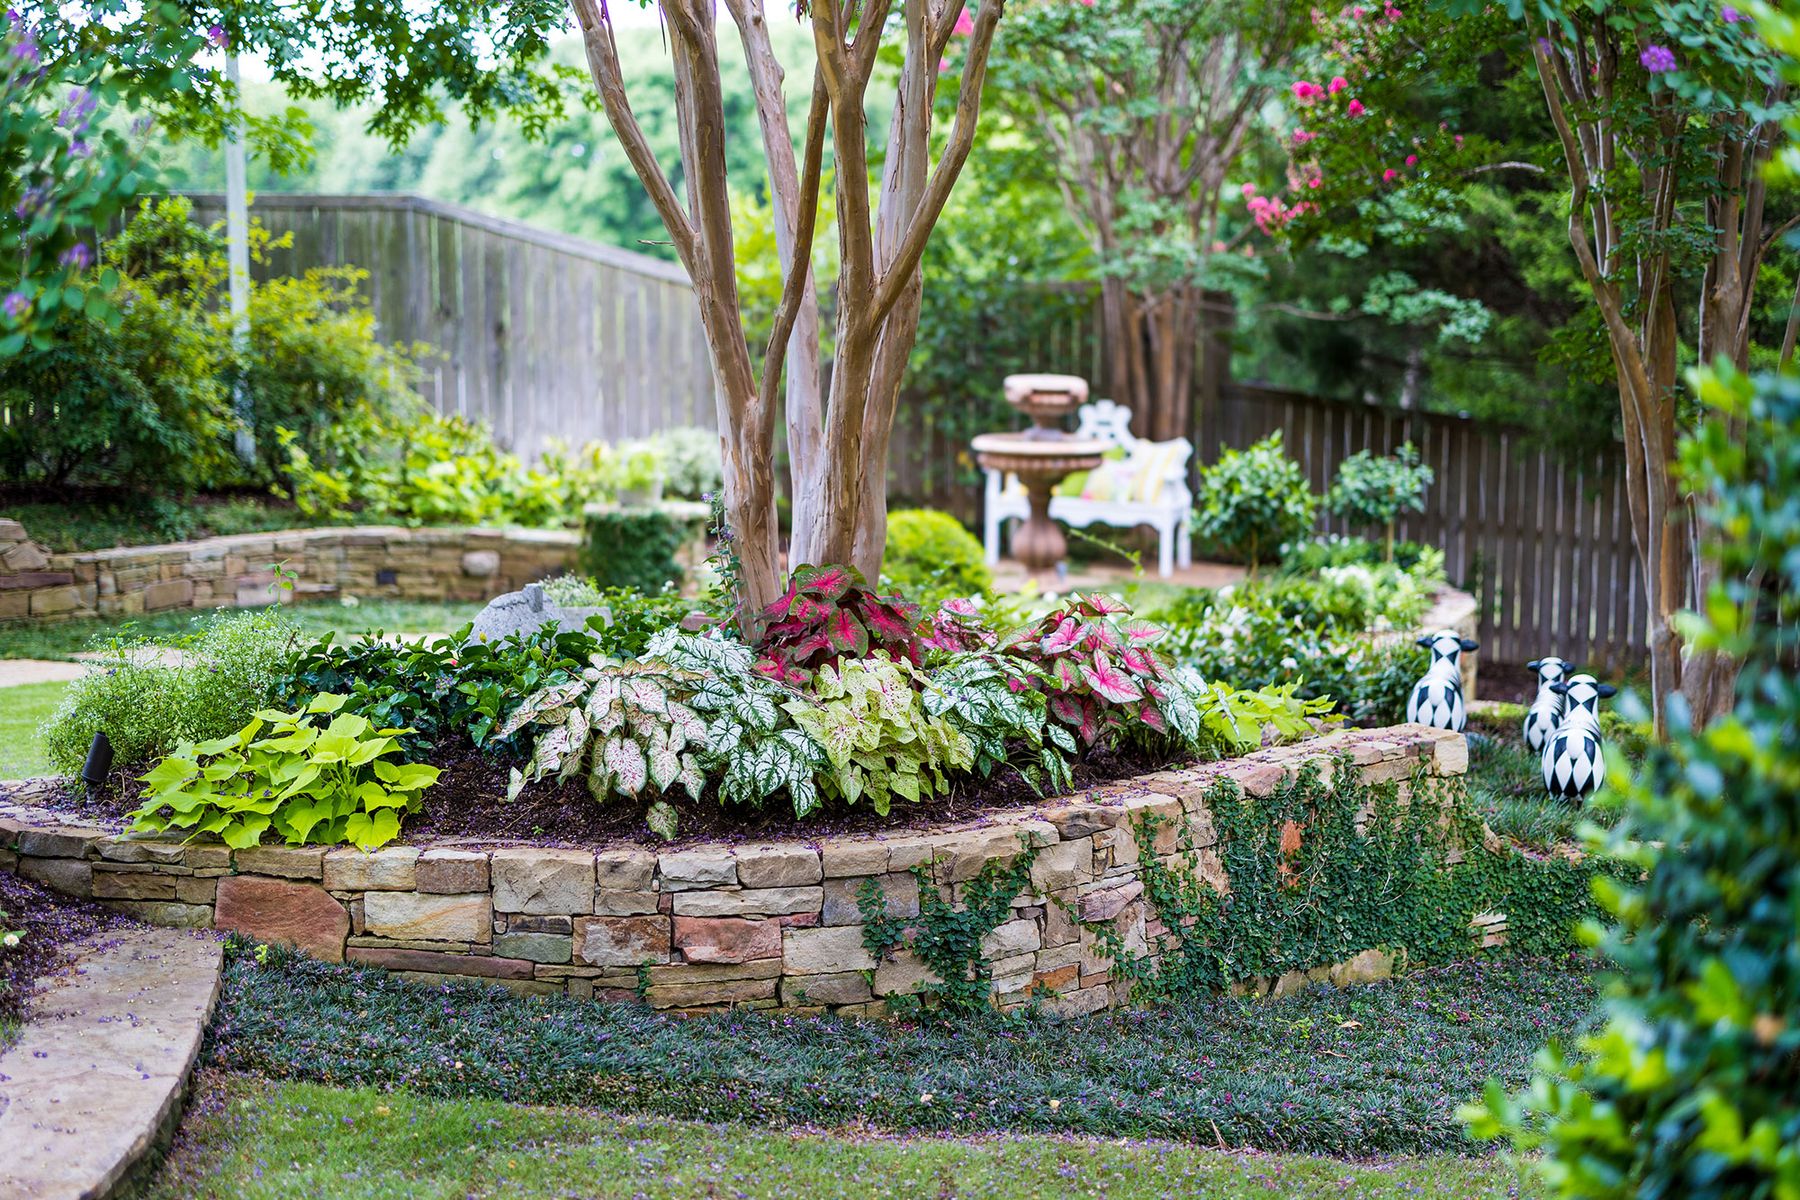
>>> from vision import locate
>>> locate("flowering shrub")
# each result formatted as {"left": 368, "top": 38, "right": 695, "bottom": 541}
{"left": 752, "top": 564, "right": 924, "bottom": 686}
{"left": 130, "top": 694, "right": 441, "bottom": 851}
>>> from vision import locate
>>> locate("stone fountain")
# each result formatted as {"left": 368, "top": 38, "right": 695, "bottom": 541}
{"left": 972, "top": 373, "right": 1107, "bottom": 577}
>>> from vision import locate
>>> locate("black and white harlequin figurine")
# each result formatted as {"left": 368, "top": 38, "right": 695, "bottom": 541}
{"left": 1406, "top": 628, "right": 1479, "bottom": 732}
{"left": 1540, "top": 673, "right": 1617, "bottom": 800}
{"left": 1522, "top": 656, "right": 1574, "bottom": 753}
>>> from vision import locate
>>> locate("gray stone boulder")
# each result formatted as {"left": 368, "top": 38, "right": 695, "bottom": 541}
{"left": 469, "top": 582, "right": 605, "bottom": 642}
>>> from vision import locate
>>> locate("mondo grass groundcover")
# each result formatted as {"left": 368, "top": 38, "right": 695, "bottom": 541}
{"left": 204, "top": 942, "right": 1599, "bottom": 1156}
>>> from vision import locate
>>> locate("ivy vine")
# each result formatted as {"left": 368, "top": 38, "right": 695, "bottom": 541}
{"left": 858, "top": 838, "right": 1039, "bottom": 1018}
{"left": 1090, "top": 756, "right": 1623, "bottom": 1002}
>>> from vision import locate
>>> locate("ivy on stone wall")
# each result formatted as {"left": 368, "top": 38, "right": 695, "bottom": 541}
{"left": 859, "top": 839, "right": 1039, "bottom": 1018}
{"left": 1093, "top": 757, "right": 1619, "bottom": 1002}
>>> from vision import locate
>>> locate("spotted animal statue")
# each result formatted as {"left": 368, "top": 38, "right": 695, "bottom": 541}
{"left": 1541, "top": 673, "right": 1616, "bottom": 801}
{"left": 1522, "top": 656, "right": 1574, "bottom": 753}
{"left": 1405, "top": 628, "right": 1479, "bottom": 732}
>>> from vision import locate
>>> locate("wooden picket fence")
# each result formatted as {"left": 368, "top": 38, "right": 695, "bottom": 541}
{"left": 180, "top": 192, "right": 718, "bottom": 458}
{"left": 173, "top": 192, "right": 1645, "bottom": 667}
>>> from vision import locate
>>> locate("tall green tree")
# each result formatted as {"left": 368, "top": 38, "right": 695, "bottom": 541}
{"left": 985, "top": 0, "right": 1311, "bottom": 442}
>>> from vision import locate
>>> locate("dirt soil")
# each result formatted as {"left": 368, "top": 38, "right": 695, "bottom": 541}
{"left": 10, "top": 738, "right": 1198, "bottom": 851}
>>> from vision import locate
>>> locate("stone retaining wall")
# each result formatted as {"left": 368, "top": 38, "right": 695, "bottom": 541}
{"left": 0, "top": 725, "right": 1468, "bottom": 1017}
{"left": 0, "top": 518, "right": 581, "bottom": 622}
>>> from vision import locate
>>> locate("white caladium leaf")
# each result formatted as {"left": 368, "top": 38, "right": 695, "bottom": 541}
{"left": 603, "top": 735, "right": 648, "bottom": 795}
{"left": 644, "top": 741, "right": 676, "bottom": 798}
{"left": 532, "top": 724, "right": 571, "bottom": 779}
{"left": 677, "top": 757, "right": 706, "bottom": 800}
{"left": 665, "top": 700, "right": 707, "bottom": 749}
{"left": 622, "top": 674, "right": 669, "bottom": 717}
{"left": 506, "top": 766, "right": 527, "bottom": 803}
{"left": 563, "top": 705, "right": 592, "bottom": 766}
{"left": 585, "top": 675, "right": 624, "bottom": 728}
{"left": 645, "top": 799, "right": 679, "bottom": 842}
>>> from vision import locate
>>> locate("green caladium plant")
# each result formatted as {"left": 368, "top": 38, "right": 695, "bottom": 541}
{"left": 922, "top": 651, "right": 1074, "bottom": 796}
{"left": 783, "top": 655, "right": 974, "bottom": 816}
{"left": 129, "top": 694, "right": 441, "bottom": 851}
{"left": 497, "top": 659, "right": 708, "bottom": 827}
{"left": 752, "top": 563, "right": 925, "bottom": 686}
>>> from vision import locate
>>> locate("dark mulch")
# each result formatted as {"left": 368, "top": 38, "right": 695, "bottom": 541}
{"left": 0, "top": 872, "right": 135, "bottom": 1025}
{"left": 406, "top": 737, "right": 1195, "bottom": 849}
{"left": 7, "top": 738, "right": 1196, "bottom": 850}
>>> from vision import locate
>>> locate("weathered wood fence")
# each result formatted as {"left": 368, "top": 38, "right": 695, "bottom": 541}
{"left": 181, "top": 193, "right": 717, "bottom": 457}
{"left": 183, "top": 193, "right": 1645, "bottom": 667}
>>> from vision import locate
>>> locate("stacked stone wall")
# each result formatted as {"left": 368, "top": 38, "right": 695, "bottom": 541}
{"left": 0, "top": 726, "right": 1469, "bottom": 1016}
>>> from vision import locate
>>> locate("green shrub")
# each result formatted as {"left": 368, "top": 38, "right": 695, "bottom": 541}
{"left": 1190, "top": 432, "right": 1317, "bottom": 572}
{"left": 1279, "top": 533, "right": 1438, "bottom": 576}
{"left": 42, "top": 609, "right": 299, "bottom": 776}
{"left": 1465, "top": 365, "right": 1800, "bottom": 1197}
{"left": 276, "top": 624, "right": 596, "bottom": 756}
{"left": 0, "top": 272, "right": 232, "bottom": 489}
{"left": 580, "top": 507, "right": 688, "bottom": 594}
{"left": 1325, "top": 444, "right": 1434, "bottom": 561}
{"left": 882, "top": 508, "right": 992, "bottom": 606}
{"left": 130, "top": 694, "right": 442, "bottom": 851}
{"left": 536, "top": 581, "right": 691, "bottom": 658}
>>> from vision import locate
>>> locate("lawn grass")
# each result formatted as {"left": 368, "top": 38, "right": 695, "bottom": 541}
{"left": 144, "top": 1073, "right": 1543, "bottom": 1200}
{"left": 0, "top": 680, "right": 68, "bottom": 779}
{"left": 0, "top": 599, "right": 484, "bottom": 661}
{"left": 205, "top": 942, "right": 1597, "bottom": 1156}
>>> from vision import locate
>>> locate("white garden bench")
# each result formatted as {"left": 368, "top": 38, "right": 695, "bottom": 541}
{"left": 982, "top": 399, "right": 1194, "bottom": 577}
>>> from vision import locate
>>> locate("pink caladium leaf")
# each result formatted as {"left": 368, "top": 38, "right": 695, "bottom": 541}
{"left": 790, "top": 563, "right": 856, "bottom": 602}
{"left": 1138, "top": 705, "right": 1169, "bottom": 735}
{"left": 1041, "top": 615, "right": 1083, "bottom": 655}
{"left": 1119, "top": 646, "right": 1159, "bottom": 676}
{"left": 859, "top": 600, "right": 915, "bottom": 645}
{"left": 1049, "top": 694, "right": 1084, "bottom": 727}
{"left": 1078, "top": 699, "right": 1101, "bottom": 746}
{"left": 1143, "top": 679, "right": 1168, "bottom": 702}
{"left": 1081, "top": 651, "right": 1145, "bottom": 704}
{"left": 1053, "top": 656, "right": 1083, "bottom": 692}
{"left": 823, "top": 607, "right": 867, "bottom": 655}
{"left": 940, "top": 596, "right": 981, "bottom": 618}
{"left": 996, "top": 625, "right": 1038, "bottom": 654}
{"left": 1082, "top": 621, "right": 1123, "bottom": 653}
{"left": 791, "top": 594, "right": 834, "bottom": 625}
{"left": 1077, "top": 590, "right": 1132, "bottom": 616}
{"left": 1120, "top": 618, "right": 1166, "bottom": 646}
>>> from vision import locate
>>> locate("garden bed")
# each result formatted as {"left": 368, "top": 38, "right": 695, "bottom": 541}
{"left": 0, "top": 725, "right": 1469, "bottom": 1018}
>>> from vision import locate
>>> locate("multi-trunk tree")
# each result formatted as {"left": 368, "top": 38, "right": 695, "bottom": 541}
{"left": 569, "top": 0, "right": 1006, "bottom": 622}
{"left": 985, "top": 0, "right": 1309, "bottom": 442}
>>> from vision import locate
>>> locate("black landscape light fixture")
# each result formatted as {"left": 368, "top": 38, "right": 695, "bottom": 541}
{"left": 80, "top": 731, "right": 113, "bottom": 792}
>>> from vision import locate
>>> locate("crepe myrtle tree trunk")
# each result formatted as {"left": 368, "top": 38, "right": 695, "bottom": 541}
{"left": 1530, "top": 26, "right": 1788, "bottom": 732}
{"left": 571, "top": 0, "right": 1002, "bottom": 626}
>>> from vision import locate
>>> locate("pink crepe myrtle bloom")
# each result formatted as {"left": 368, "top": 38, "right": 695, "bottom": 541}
{"left": 1382, "top": 2, "right": 1400, "bottom": 18}
{"left": 1346, "top": 98, "right": 1366, "bottom": 117}
{"left": 1292, "top": 128, "right": 1316, "bottom": 144}
{"left": 1328, "top": 75, "right": 1349, "bottom": 94}
{"left": 1351, "top": 4, "right": 1367, "bottom": 15}
{"left": 1291, "top": 80, "right": 1324, "bottom": 102}
{"left": 1454, "top": 134, "right": 1463, "bottom": 145}
{"left": 953, "top": 8, "right": 974, "bottom": 35}
{"left": 1640, "top": 44, "right": 1676, "bottom": 72}
{"left": 1308, "top": 177, "right": 1322, "bottom": 188}
{"left": 1404, "top": 153, "right": 1418, "bottom": 166}
{"left": 1382, "top": 168, "right": 1399, "bottom": 182}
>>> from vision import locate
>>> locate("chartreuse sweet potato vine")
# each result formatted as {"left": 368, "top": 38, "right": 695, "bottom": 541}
{"left": 130, "top": 694, "right": 442, "bottom": 851}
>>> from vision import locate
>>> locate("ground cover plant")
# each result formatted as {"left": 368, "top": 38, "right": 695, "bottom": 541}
{"left": 200, "top": 940, "right": 1598, "bottom": 1157}
{"left": 143, "top": 1073, "right": 1546, "bottom": 1200}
